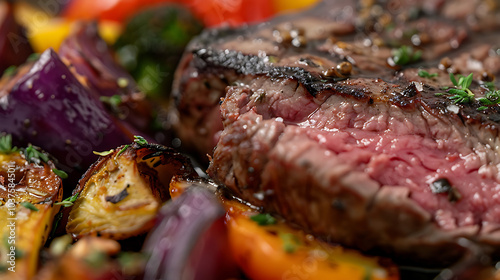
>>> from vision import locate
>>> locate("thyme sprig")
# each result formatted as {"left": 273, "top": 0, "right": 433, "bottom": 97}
{"left": 0, "top": 134, "right": 19, "bottom": 154}
{"left": 435, "top": 73, "right": 475, "bottom": 104}
{"left": 54, "top": 193, "right": 79, "bottom": 208}
{"left": 392, "top": 45, "right": 422, "bottom": 66}
{"left": 418, "top": 70, "right": 438, "bottom": 78}
{"left": 478, "top": 90, "right": 500, "bottom": 111}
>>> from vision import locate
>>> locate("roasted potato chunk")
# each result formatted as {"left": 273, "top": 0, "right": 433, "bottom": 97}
{"left": 67, "top": 142, "right": 196, "bottom": 240}
{"left": 0, "top": 148, "right": 63, "bottom": 280}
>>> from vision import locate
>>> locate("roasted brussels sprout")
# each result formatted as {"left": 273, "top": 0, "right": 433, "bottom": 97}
{"left": 0, "top": 139, "right": 62, "bottom": 279}
{"left": 67, "top": 141, "right": 196, "bottom": 240}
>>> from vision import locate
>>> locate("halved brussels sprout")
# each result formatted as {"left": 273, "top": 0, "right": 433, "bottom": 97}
{"left": 0, "top": 143, "right": 62, "bottom": 279}
{"left": 67, "top": 142, "right": 196, "bottom": 240}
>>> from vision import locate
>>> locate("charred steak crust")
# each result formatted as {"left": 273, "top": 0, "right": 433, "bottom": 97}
{"left": 172, "top": 0, "right": 500, "bottom": 264}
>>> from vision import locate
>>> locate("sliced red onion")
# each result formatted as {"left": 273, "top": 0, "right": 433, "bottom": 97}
{"left": 0, "top": 48, "right": 132, "bottom": 178}
{"left": 143, "top": 186, "right": 239, "bottom": 280}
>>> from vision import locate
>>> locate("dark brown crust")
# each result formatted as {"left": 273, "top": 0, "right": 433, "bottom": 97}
{"left": 171, "top": 0, "right": 500, "bottom": 161}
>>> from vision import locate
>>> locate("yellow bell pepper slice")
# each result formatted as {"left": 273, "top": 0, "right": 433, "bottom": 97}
{"left": 273, "top": 0, "right": 320, "bottom": 14}
{"left": 14, "top": 2, "right": 121, "bottom": 53}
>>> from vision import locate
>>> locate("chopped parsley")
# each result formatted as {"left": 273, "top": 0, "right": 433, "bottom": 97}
{"left": 435, "top": 73, "right": 475, "bottom": 104}
{"left": 250, "top": 213, "right": 277, "bottom": 226}
{"left": 0, "top": 134, "right": 19, "bottom": 154}
{"left": 52, "top": 169, "right": 68, "bottom": 179}
{"left": 392, "top": 45, "right": 422, "bottom": 66}
{"left": 134, "top": 135, "right": 148, "bottom": 146}
{"left": 54, "top": 193, "right": 79, "bottom": 208}
{"left": 417, "top": 70, "right": 438, "bottom": 78}
{"left": 20, "top": 202, "right": 39, "bottom": 212}
{"left": 93, "top": 149, "right": 114, "bottom": 156}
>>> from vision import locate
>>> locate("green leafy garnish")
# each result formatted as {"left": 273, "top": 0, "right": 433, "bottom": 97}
{"left": 100, "top": 95, "right": 122, "bottom": 109}
{"left": 27, "top": 53, "right": 41, "bottom": 62}
{"left": 51, "top": 212, "right": 64, "bottom": 238}
{"left": 23, "top": 144, "right": 49, "bottom": 164}
{"left": 115, "top": 145, "right": 129, "bottom": 159}
{"left": 482, "top": 81, "right": 496, "bottom": 92}
{"left": 0, "top": 134, "right": 19, "bottom": 154}
{"left": 478, "top": 89, "right": 500, "bottom": 111}
{"left": 435, "top": 73, "right": 475, "bottom": 104}
{"left": 134, "top": 135, "right": 148, "bottom": 146}
{"left": 84, "top": 251, "right": 107, "bottom": 269}
{"left": 52, "top": 169, "right": 68, "bottom": 179}
{"left": 418, "top": 70, "right": 438, "bottom": 78}
{"left": 2, "top": 65, "right": 17, "bottom": 77}
{"left": 54, "top": 193, "right": 79, "bottom": 208}
{"left": 279, "top": 233, "right": 300, "bottom": 254}
{"left": 93, "top": 149, "right": 114, "bottom": 156}
{"left": 392, "top": 45, "right": 422, "bottom": 66}
{"left": 20, "top": 202, "right": 39, "bottom": 212}
{"left": 250, "top": 213, "right": 277, "bottom": 226}
{"left": 117, "top": 252, "right": 148, "bottom": 268}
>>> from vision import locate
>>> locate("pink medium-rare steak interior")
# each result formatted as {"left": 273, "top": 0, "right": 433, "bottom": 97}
{"left": 221, "top": 76, "right": 500, "bottom": 231}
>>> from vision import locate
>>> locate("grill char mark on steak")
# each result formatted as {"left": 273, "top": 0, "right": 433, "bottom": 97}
{"left": 172, "top": 0, "right": 500, "bottom": 264}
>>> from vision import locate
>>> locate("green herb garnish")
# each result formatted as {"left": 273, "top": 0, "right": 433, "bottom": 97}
{"left": 54, "top": 193, "right": 79, "bottom": 208}
{"left": 117, "top": 252, "right": 148, "bottom": 268}
{"left": 23, "top": 144, "right": 49, "bottom": 164}
{"left": 280, "top": 233, "right": 300, "bottom": 254}
{"left": 392, "top": 45, "right": 422, "bottom": 66}
{"left": 0, "top": 134, "right": 19, "bottom": 154}
{"left": 250, "top": 213, "right": 277, "bottom": 226}
{"left": 115, "top": 145, "right": 129, "bottom": 159}
{"left": 482, "top": 81, "right": 496, "bottom": 92}
{"left": 134, "top": 135, "right": 148, "bottom": 146}
{"left": 93, "top": 149, "right": 114, "bottom": 156}
{"left": 478, "top": 89, "right": 500, "bottom": 111}
{"left": 84, "top": 251, "right": 107, "bottom": 269}
{"left": 100, "top": 95, "right": 122, "bottom": 108}
{"left": 418, "top": 70, "right": 438, "bottom": 78}
{"left": 20, "top": 202, "right": 39, "bottom": 212}
{"left": 50, "top": 212, "right": 64, "bottom": 238}
{"left": 2, "top": 65, "right": 17, "bottom": 77}
{"left": 52, "top": 169, "right": 68, "bottom": 179}
{"left": 27, "top": 53, "right": 40, "bottom": 62}
{"left": 435, "top": 73, "right": 475, "bottom": 104}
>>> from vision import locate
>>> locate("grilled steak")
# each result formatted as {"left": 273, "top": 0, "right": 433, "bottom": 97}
{"left": 172, "top": 0, "right": 500, "bottom": 264}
